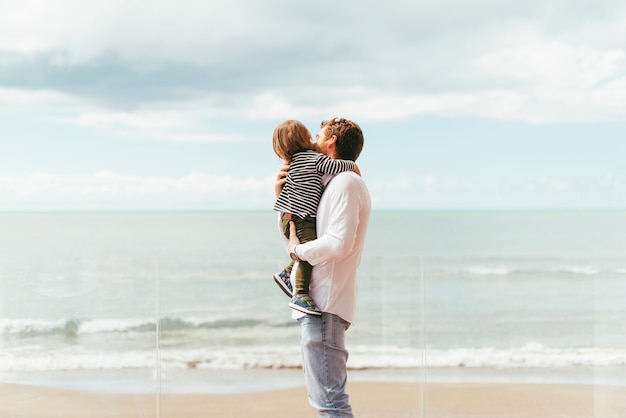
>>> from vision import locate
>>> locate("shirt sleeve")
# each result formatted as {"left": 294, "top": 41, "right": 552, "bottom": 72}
{"left": 296, "top": 175, "right": 362, "bottom": 266}
{"left": 315, "top": 154, "right": 356, "bottom": 176}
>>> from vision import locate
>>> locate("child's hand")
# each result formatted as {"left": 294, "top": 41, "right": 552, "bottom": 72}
{"left": 287, "top": 221, "right": 301, "bottom": 255}
{"left": 354, "top": 163, "right": 361, "bottom": 176}
{"left": 275, "top": 164, "right": 290, "bottom": 197}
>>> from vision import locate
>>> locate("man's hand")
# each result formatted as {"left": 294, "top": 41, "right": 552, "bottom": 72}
{"left": 275, "top": 164, "right": 290, "bottom": 198}
{"left": 287, "top": 221, "right": 301, "bottom": 255}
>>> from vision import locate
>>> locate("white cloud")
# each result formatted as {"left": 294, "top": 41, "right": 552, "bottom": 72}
{"left": 473, "top": 30, "right": 625, "bottom": 87}
{"left": 599, "top": 173, "right": 623, "bottom": 189}
{"left": 64, "top": 110, "right": 186, "bottom": 132}
{"left": 423, "top": 176, "right": 436, "bottom": 186}
{"left": 245, "top": 93, "right": 319, "bottom": 120}
{"left": 1, "top": 171, "right": 623, "bottom": 210}
{"left": 366, "top": 172, "right": 625, "bottom": 209}
{"left": 0, "top": 172, "right": 275, "bottom": 209}
{"left": 469, "top": 29, "right": 626, "bottom": 123}
{"left": 52, "top": 107, "right": 259, "bottom": 142}
{"left": 0, "top": 0, "right": 244, "bottom": 62}
{"left": 0, "top": 87, "right": 76, "bottom": 107}
{"left": 245, "top": 81, "right": 626, "bottom": 124}
{"left": 2, "top": 1, "right": 626, "bottom": 127}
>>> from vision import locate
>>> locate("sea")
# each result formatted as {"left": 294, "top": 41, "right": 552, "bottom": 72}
{"left": 1, "top": 210, "right": 625, "bottom": 394}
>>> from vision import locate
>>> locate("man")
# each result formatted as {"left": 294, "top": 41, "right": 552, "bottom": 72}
{"left": 275, "top": 117, "right": 371, "bottom": 418}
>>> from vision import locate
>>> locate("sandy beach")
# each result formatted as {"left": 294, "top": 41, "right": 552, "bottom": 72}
{"left": 2, "top": 382, "right": 625, "bottom": 418}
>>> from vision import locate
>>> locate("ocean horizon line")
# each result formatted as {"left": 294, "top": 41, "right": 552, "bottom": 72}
{"left": 1, "top": 208, "right": 624, "bottom": 214}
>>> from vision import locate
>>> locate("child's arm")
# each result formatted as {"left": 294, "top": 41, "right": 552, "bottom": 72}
{"left": 316, "top": 154, "right": 356, "bottom": 176}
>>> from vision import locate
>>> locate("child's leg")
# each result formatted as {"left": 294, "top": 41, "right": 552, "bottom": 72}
{"left": 292, "top": 217, "right": 317, "bottom": 295}
{"left": 294, "top": 260, "right": 313, "bottom": 295}
{"left": 281, "top": 218, "right": 296, "bottom": 274}
{"left": 284, "top": 260, "right": 294, "bottom": 275}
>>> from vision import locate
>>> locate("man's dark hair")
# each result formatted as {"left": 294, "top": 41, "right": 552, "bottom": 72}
{"left": 321, "top": 117, "right": 364, "bottom": 161}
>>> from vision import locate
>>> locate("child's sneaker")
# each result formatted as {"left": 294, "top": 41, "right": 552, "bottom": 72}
{"left": 273, "top": 270, "right": 293, "bottom": 297}
{"left": 289, "top": 294, "right": 322, "bottom": 315}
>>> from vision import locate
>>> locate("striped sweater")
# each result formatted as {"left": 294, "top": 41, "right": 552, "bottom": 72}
{"left": 273, "top": 150, "right": 356, "bottom": 219}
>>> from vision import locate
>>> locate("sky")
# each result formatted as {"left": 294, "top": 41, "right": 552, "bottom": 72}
{"left": 1, "top": 0, "right": 625, "bottom": 211}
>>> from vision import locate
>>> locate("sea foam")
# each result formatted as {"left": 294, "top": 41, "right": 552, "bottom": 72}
{"left": 2, "top": 343, "right": 625, "bottom": 372}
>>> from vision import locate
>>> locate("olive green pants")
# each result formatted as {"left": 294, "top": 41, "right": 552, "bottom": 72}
{"left": 281, "top": 215, "right": 316, "bottom": 295}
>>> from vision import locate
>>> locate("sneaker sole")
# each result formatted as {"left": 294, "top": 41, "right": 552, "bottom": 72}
{"left": 273, "top": 274, "right": 293, "bottom": 297}
{"left": 288, "top": 302, "right": 322, "bottom": 316}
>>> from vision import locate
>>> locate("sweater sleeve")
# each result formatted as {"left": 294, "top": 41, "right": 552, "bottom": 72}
{"left": 315, "top": 154, "right": 356, "bottom": 176}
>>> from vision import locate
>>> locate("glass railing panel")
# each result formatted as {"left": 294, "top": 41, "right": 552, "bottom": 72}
{"left": 422, "top": 254, "right": 626, "bottom": 417}
{"left": 0, "top": 258, "right": 158, "bottom": 417}
{"left": 350, "top": 255, "right": 425, "bottom": 417}
{"left": 591, "top": 257, "right": 626, "bottom": 417}
{"left": 155, "top": 255, "right": 309, "bottom": 417}
{"left": 154, "top": 255, "right": 425, "bottom": 418}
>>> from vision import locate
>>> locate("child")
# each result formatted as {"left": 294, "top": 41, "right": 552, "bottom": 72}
{"left": 272, "top": 119, "right": 358, "bottom": 315}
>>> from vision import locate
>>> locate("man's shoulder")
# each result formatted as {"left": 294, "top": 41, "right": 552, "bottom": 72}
{"left": 325, "top": 171, "right": 369, "bottom": 194}
{"left": 329, "top": 171, "right": 366, "bottom": 185}
{"left": 320, "top": 172, "right": 371, "bottom": 213}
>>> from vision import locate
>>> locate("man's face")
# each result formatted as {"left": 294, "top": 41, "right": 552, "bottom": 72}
{"left": 315, "top": 126, "right": 330, "bottom": 156}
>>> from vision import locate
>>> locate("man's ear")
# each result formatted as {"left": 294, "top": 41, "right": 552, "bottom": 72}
{"left": 325, "top": 134, "right": 338, "bottom": 158}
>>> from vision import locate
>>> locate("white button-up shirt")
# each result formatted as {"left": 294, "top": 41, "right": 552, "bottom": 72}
{"left": 288, "top": 171, "right": 371, "bottom": 324}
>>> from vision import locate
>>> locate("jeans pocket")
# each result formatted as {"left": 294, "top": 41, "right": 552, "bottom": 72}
{"left": 327, "top": 314, "right": 349, "bottom": 349}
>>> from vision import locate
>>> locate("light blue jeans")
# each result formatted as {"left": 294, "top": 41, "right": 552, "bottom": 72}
{"left": 298, "top": 312, "right": 353, "bottom": 418}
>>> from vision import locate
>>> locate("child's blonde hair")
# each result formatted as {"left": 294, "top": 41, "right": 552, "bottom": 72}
{"left": 272, "top": 120, "right": 314, "bottom": 162}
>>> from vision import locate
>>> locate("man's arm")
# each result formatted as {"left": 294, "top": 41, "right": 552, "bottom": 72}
{"left": 288, "top": 174, "right": 362, "bottom": 266}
